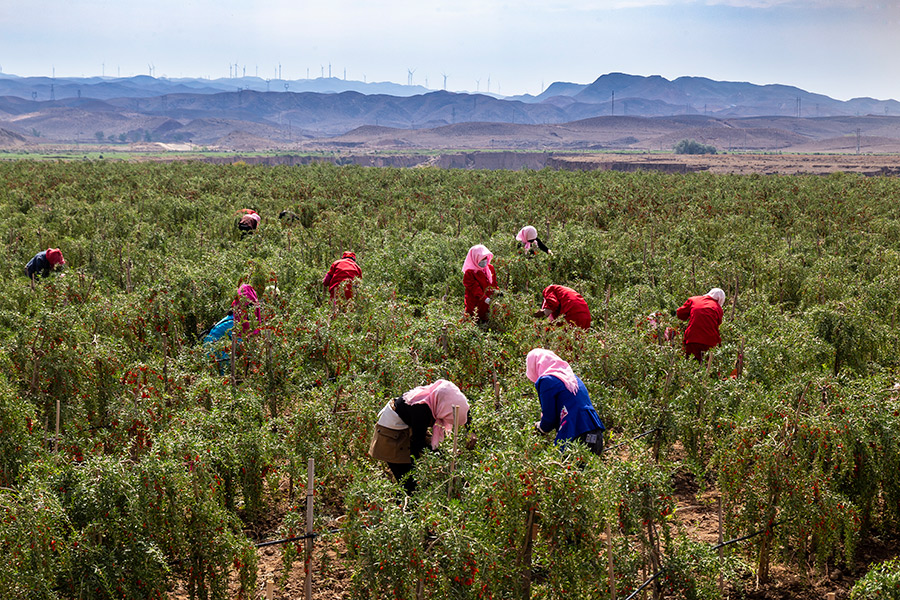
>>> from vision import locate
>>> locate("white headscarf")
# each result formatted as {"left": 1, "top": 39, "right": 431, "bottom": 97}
{"left": 706, "top": 288, "right": 726, "bottom": 307}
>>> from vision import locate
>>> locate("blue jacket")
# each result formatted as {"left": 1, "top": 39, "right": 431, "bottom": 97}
{"left": 536, "top": 374, "right": 604, "bottom": 443}
{"left": 26, "top": 251, "right": 52, "bottom": 278}
{"left": 204, "top": 315, "right": 234, "bottom": 374}
{"left": 203, "top": 314, "right": 234, "bottom": 344}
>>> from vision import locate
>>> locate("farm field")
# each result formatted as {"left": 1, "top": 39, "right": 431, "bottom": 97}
{"left": 1, "top": 161, "right": 900, "bottom": 600}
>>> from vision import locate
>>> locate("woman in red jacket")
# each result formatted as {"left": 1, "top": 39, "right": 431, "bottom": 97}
{"left": 462, "top": 244, "right": 498, "bottom": 322}
{"left": 535, "top": 284, "right": 591, "bottom": 329}
{"left": 323, "top": 251, "right": 362, "bottom": 300}
{"left": 676, "top": 288, "right": 725, "bottom": 361}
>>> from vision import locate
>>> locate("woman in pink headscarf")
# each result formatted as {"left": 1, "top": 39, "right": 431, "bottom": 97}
{"left": 231, "top": 283, "right": 262, "bottom": 337}
{"left": 369, "top": 379, "right": 470, "bottom": 494}
{"left": 515, "top": 225, "right": 550, "bottom": 255}
{"left": 463, "top": 244, "right": 499, "bottom": 322}
{"left": 526, "top": 348, "right": 605, "bottom": 455}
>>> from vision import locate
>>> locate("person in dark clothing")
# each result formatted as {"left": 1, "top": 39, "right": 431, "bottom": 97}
{"left": 676, "top": 288, "right": 725, "bottom": 362}
{"left": 527, "top": 348, "right": 605, "bottom": 456}
{"left": 516, "top": 225, "right": 551, "bottom": 255}
{"left": 278, "top": 210, "right": 300, "bottom": 222}
{"left": 237, "top": 209, "right": 260, "bottom": 236}
{"left": 25, "top": 248, "right": 66, "bottom": 279}
{"left": 368, "top": 379, "right": 470, "bottom": 494}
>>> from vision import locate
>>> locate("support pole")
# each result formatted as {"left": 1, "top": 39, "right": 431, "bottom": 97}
{"left": 607, "top": 522, "right": 616, "bottom": 600}
{"left": 54, "top": 398, "right": 61, "bottom": 453}
{"left": 305, "top": 458, "right": 315, "bottom": 600}
{"left": 449, "top": 405, "right": 460, "bottom": 497}
{"left": 718, "top": 496, "right": 724, "bottom": 595}
{"left": 492, "top": 370, "right": 501, "bottom": 408}
{"left": 230, "top": 332, "right": 237, "bottom": 391}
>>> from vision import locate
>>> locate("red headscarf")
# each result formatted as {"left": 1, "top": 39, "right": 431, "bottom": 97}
{"left": 403, "top": 379, "right": 470, "bottom": 449}
{"left": 46, "top": 248, "right": 66, "bottom": 266}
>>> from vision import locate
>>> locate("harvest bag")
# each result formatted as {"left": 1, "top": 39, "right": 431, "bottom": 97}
{"left": 369, "top": 400, "right": 412, "bottom": 464}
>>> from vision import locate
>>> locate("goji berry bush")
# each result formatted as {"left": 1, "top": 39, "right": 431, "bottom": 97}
{"left": 0, "top": 161, "right": 898, "bottom": 598}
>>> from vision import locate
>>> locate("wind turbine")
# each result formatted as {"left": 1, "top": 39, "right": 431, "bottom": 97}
{"left": 442, "top": 72, "right": 448, "bottom": 90}
{"left": 407, "top": 68, "right": 416, "bottom": 86}
{"left": 475, "top": 79, "right": 480, "bottom": 92}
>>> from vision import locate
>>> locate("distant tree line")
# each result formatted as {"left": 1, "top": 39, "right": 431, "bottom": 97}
{"left": 674, "top": 139, "right": 717, "bottom": 154}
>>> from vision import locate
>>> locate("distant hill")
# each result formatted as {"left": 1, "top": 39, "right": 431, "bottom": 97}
{"left": 1, "top": 72, "right": 899, "bottom": 151}
{"left": 0, "top": 74, "right": 430, "bottom": 102}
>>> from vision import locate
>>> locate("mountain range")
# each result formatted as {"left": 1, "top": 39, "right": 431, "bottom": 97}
{"left": 1, "top": 72, "right": 898, "bottom": 151}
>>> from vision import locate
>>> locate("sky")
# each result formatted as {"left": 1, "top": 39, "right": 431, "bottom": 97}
{"left": 1, "top": 0, "right": 898, "bottom": 101}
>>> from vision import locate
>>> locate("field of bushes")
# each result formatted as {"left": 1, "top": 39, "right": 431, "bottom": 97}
{"left": 1, "top": 160, "right": 899, "bottom": 599}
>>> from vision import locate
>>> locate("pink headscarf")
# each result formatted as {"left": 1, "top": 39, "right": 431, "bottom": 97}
{"left": 404, "top": 379, "right": 470, "bottom": 449}
{"left": 526, "top": 348, "right": 579, "bottom": 395}
{"left": 516, "top": 226, "right": 538, "bottom": 250}
{"left": 232, "top": 283, "right": 262, "bottom": 334}
{"left": 462, "top": 245, "right": 494, "bottom": 284}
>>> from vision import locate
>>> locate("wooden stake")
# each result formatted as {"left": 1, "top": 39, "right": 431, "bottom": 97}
{"left": 266, "top": 577, "right": 274, "bottom": 600}
{"left": 517, "top": 508, "right": 537, "bottom": 600}
{"left": 162, "top": 333, "right": 169, "bottom": 393}
{"left": 305, "top": 458, "right": 315, "bottom": 600}
{"left": 604, "top": 284, "right": 611, "bottom": 328}
{"left": 230, "top": 332, "right": 237, "bottom": 391}
{"left": 54, "top": 398, "right": 61, "bottom": 453}
{"left": 606, "top": 522, "right": 616, "bottom": 600}
{"left": 492, "top": 370, "right": 501, "bottom": 408}
{"left": 449, "top": 405, "right": 460, "bottom": 497}
{"left": 730, "top": 273, "right": 739, "bottom": 321}
{"left": 718, "top": 496, "right": 724, "bottom": 595}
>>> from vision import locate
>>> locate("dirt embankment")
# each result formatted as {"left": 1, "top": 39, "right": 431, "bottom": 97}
{"left": 193, "top": 151, "right": 900, "bottom": 176}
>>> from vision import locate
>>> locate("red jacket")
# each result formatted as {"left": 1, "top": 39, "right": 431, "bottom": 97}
{"left": 323, "top": 256, "right": 361, "bottom": 299}
{"left": 542, "top": 285, "right": 591, "bottom": 329}
{"left": 464, "top": 265, "right": 497, "bottom": 321}
{"left": 676, "top": 295, "right": 723, "bottom": 347}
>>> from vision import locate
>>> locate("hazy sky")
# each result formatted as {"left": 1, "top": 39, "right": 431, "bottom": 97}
{"left": 1, "top": 0, "right": 898, "bottom": 100}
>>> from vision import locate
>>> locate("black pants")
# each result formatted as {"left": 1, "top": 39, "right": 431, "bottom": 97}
{"left": 576, "top": 428, "right": 605, "bottom": 456}
{"left": 387, "top": 462, "right": 417, "bottom": 495}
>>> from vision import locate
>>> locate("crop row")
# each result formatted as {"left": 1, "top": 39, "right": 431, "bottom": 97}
{"left": 0, "top": 161, "right": 899, "bottom": 599}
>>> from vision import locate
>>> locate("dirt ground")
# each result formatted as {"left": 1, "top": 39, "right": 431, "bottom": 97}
{"left": 551, "top": 152, "right": 900, "bottom": 176}
{"left": 168, "top": 448, "right": 896, "bottom": 600}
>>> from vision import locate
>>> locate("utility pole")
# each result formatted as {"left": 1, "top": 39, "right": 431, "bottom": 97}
{"left": 611, "top": 90, "right": 615, "bottom": 116}
{"left": 856, "top": 128, "right": 861, "bottom": 154}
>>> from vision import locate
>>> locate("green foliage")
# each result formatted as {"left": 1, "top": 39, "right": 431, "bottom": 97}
{"left": 851, "top": 557, "right": 900, "bottom": 600}
{"left": 674, "top": 139, "right": 717, "bottom": 154}
{"left": 0, "top": 162, "right": 898, "bottom": 597}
